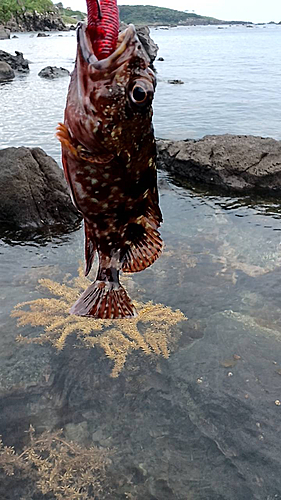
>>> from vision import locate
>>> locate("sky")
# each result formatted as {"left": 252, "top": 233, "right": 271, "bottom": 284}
{"left": 64, "top": 0, "right": 281, "bottom": 24}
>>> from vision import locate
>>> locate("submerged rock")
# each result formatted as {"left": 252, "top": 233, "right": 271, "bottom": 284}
{"left": 38, "top": 66, "right": 70, "bottom": 79}
{"left": 157, "top": 134, "right": 281, "bottom": 194}
{"left": 0, "top": 147, "right": 81, "bottom": 229}
{"left": 0, "top": 61, "right": 15, "bottom": 82}
{"left": 0, "top": 49, "right": 29, "bottom": 72}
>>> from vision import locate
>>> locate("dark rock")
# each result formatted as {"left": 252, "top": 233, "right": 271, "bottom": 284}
{"left": 157, "top": 134, "right": 281, "bottom": 194}
{"left": 0, "top": 50, "right": 29, "bottom": 72}
{"left": 12, "top": 35, "right": 19, "bottom": 38}
{"left": 135, "top": 25, "right": 158, "bottom": 64}
{"left": 119, "top": 24, "right": 158, "bottom": 65}
{"left": 157, "top": 56, "right": 164, "bottom": 61}
{"left": 168, "top": 79, "right": 184, "bottom": 84}
{"left": 69, "top": 24, "right": 77, "bottom": 30}
{"left": 0, "top": 61, "right": 15, "bottom": 82}
{"left": 37, "top": 32, "right": 50, "bottom": 37}
{"left": 38, "top": 66, "right": 70, "bottom": 79}
{"left": 0, "top": 147, "right": 81, "bottom": 229}
{"left": 0, "top": 26, "right": 10, "bottom": 39}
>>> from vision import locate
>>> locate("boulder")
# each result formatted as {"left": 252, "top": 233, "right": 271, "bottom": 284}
{"left": 0, "top": 26, "right": 10, "bottom": 39}
{"left": 0, "top": 61, "right": 15, "bottom": 82}
{"left": 38, "top": 66, "right": 70, "bottom": 78}
{"left": 37, "top": 32, "right": 50, "bottom": 37}
{"left": 119, "top": 24, "right": 158, "bottom": 65}
{"left": 0, "top": 50, "right": 29, "bottom": 72}
{"left": 0, "top": 147, "right": 81, "bottom": 229}
{"left": 157, "top": 134, "right": 281, "bottom": 194}
{"left": 135, "top": 25, "right": 158, "bottom": 64}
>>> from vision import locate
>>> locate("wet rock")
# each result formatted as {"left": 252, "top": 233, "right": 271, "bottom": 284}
{"left": 157, "top": 56, "right": 164, "bottom": 61}
{"left": 119, "top": 24, "right": 158, "bottom": 65}
{"left": 0, "top": 26, "right": 10, "bottom": 39}
{"left": 0, "top": 49, "right": 29, "bottom": 72}
{"left": 0, "top": 147, "right": 81, "bottom": 229}
{"left": 38, "top": 66, "right": 70, "bottom": 78}
{"left": 157, "top": 134, "right": 281, "bottom": 194}
{"left": 0, "top": 61, "right": 15, "bottom": 82}
{"left": 168, "top": 79, "right": 184, "bottom": 84}
{"left": 37, "top": 32, "right": 50, "bottom": 37}
{"left": 135, "top": 26, "right": 159, "bottom": 64}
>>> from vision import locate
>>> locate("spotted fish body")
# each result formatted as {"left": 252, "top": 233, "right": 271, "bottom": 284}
{"left": 57, "top": 8, "right": 163, "bottom": 319}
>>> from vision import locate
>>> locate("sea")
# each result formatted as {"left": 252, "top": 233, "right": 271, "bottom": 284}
{"left": 1, "top": 24, "right": 281, "bottom": 499}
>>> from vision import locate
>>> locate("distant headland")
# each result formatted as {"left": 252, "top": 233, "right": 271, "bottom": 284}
{"left": 1, "top": 1, "right": 281, "bottom": 33}
{"left": 118, "top": 5, "right": 251, "bottom": 26}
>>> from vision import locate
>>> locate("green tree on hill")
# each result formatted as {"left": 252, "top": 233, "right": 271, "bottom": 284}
{"left": 0, "top": 0, "right": 55, "bottom": 23}
{"left": 118, "top": 5, "right": 202, "bottom": 24}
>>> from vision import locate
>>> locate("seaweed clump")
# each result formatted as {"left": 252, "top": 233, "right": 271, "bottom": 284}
{"left": 0, "top": 426, "right": 111, "bottom": 499}
{"left": 11, "top": 267, "right": 187, "bottom": 377}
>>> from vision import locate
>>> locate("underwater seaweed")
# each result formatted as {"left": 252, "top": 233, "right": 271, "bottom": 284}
{"left": 11, "top": 267, "right": 187, "bottom": 377}
{"left": 0, "top": 425, "right": 111, "bottom": 499}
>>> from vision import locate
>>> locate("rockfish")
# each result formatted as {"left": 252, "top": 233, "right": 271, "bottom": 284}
{"left": 57, "top": 0, "right": 163, "bottom": 319}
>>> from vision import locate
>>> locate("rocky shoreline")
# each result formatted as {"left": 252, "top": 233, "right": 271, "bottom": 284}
{"left": 1, "top": 134, "right": 281, "bottom": 233}
{"left": 157, "top": 134, "right": 281, "bottom": 195}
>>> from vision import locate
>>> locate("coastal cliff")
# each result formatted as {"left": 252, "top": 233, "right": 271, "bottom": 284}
{"left": 3, "top": 11, "right": 67, "bottom": 32}
{"left": 0, "top": 0, "right": 67, "bottom": 32}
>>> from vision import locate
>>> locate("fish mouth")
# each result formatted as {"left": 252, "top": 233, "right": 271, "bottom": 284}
{"left": 77, "top": 22, "right": 139, "bottom": 70}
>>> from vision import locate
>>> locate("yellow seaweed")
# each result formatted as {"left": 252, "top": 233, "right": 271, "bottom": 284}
{"left": 0, "top": 426, "right": 111, "bottom": 499}
{"left": 11, "top": 267, "right": 187, "bottom": 377}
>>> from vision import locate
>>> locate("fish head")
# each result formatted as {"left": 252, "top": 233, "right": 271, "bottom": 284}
{"left": 64, "top": 23, "right": 156, "bottom": 158}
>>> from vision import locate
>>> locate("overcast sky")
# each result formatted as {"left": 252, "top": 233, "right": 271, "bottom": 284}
{"left": 64, "top": 0, "right": 280, "bottom": 24}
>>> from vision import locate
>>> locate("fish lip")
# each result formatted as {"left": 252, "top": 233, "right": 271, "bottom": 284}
{"left": 77, "top": 22, "right": 137, "bottom": 68}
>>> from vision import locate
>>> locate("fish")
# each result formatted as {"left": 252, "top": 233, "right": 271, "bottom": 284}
{"left": 56, "top": 0, "right": 163, "bottom": 319}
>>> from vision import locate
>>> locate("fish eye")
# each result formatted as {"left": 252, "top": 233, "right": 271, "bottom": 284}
{"left": 132, "top": 85, "right": 147, "bottom": 103}
{"left": 129, "top": 82, "right": 152, "bottom": 107}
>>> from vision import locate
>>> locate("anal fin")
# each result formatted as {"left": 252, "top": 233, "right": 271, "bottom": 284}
{"left": 122, "top": 225, "right": 163, "bottom": 273}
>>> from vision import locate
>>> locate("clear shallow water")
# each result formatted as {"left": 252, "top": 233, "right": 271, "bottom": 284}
{"left": 1, "top": 25, "right": 281, "bottom": 499}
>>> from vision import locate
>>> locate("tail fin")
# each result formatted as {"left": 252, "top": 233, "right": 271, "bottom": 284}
{"left": 70, "top": 280, "right": 137, "bottom": 319}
